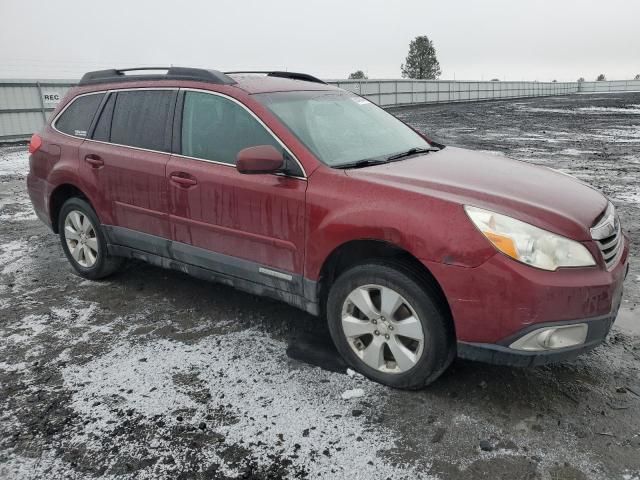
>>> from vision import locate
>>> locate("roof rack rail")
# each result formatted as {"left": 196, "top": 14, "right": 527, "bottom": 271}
{"left": 78, "top": 67, "right": 236, "bottom": 86}
{"left": 224, "top": 71, "right": 326, "bottom": 85}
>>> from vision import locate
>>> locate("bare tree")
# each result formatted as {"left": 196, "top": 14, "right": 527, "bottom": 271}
{"left": 596, "top": 74, "right": 606, "bottom": 81}
{"left": 635, "top": 74, "right": 640, "bottom": 80}
{"left": 577, "top": 77, "right": 585, "bottom": 83}
{"left": 348, "top": 70, "right": 367, "bottom": 80}
{"left": 401, "top": 36, "right": 441, "bottom": 79}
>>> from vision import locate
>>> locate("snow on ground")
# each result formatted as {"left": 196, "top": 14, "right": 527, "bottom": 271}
{"left": 0, "top": 149, "right": 36, "bottom": 221}
{"left": 0, "top": 148, "right": 29, "bottom": 178}
{"left": 518, "top": 105, "right": 640, "bottom": 115}
{"left": 61, "top": 331, "right": 424, "bottom": 480}
{"left": 1, "top": 292, "right": 611, "bottom": 479}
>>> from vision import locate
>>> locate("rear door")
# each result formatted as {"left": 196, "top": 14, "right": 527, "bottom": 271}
{"left": 79, "top": 89, "right": 177, "bottom": 248}
{"left": 167, "top": 90, "right": 307, "bottom": 292}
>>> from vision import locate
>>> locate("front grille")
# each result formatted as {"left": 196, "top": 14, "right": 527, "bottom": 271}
{"left": 590, "top": 202, "right": 622, "bottom": 269}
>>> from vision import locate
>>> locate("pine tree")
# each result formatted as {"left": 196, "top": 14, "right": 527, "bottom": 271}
{"left": 401, "top": 36, "right": 441, "bottom": 79}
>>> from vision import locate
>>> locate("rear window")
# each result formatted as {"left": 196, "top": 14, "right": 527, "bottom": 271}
{"left": 54, "top": 93, "right": 105, "bottom": 138}
{"left": 109, "top": 90, "right": 175, "bottom": 152}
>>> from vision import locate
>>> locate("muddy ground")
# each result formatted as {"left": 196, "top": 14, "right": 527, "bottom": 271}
{"left": 1, "top": 93, "right": 639, "bottom": 480}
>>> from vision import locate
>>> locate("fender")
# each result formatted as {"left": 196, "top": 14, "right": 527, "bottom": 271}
{"left": 304, "top": 167, "right": 497, "bottom": 281}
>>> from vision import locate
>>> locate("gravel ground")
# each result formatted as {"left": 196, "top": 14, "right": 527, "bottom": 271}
{"left": 1, "top": 92, "right": 639, "bottom": 480}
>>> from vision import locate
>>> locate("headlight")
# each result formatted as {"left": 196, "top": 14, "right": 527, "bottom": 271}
{"left": 465, "top": 206, "right": 595, "bottom": 271}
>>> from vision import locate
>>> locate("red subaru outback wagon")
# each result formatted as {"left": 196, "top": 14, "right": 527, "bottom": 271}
{"left": 27, "top": 67, "right": 629, "bottom": 389}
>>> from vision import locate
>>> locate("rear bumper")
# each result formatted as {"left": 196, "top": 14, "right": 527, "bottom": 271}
{"left": 456, "top": 311, "right": 618, "bottom": 367}
{"left": 26, "top": 172, "right": 52, "bottom": 229}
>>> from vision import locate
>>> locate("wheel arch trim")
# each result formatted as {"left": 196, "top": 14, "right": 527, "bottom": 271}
{"left": 312, "top": 238, "right": 454, "bottom": 330}
{"left": 48, "top": 182, "right": 99, "bottom": 233}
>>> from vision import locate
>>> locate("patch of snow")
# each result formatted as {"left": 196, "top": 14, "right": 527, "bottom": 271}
{"left": 517, "top": 105, "right": 640, "bottom": 115}
{"left": 22, "top": 313, "right": 49, "bottom": 335}
{"left": 0, "top": 239, "right": 29, "bottom": 275}
{"left": 577, "top": 106, "right": 640, "bottom": 114}
{"left": 341, "top": 388, "right": 365, "bottom": 400}
{"left": 62, "top": 331, "right": 423, "bottom": 479}
{"left": 614, "top": 191, "right": 640, "bottom": 205}
{"left": 517, "top": 107, "right": 573, "bottom": 115}
{"left": 556, "top": 148, "right": 598, "bottom": 156}
{"left": 0, "top": 361, "right": 28, "bottom": 372}
{"left": 0, "top": 149, "right": 29, "bottom": 177}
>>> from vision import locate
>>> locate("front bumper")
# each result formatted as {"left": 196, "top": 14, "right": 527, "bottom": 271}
{"left": 422, "top": 235, "right": 629, "bottom": 366}
{"left": 456, "top": 311, "right": 618, "bottom": 366}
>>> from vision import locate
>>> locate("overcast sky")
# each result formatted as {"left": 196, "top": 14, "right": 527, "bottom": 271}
{"left": 1, "top": 0, "right": 638, "bottom": 81}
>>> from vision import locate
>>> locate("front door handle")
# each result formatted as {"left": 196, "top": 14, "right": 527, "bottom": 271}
{"left": 85, "top": 154, "right": 104, "bottom": 168}
{"left": 169, "top": 172, "right": 198, "bottom": 187}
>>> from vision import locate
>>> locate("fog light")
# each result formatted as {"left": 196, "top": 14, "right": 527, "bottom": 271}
{"left": 509, "top": 324, "right": 588, "bottom": 351}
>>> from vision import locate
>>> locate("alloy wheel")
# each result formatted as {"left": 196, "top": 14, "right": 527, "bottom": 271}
{"left": 341, "top": 284, "right": 425, "bottom": 374}
{"left": 64, "top": 210, "right": 99, "bottom": 268}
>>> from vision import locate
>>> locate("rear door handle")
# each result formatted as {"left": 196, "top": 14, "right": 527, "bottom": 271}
{"left": 169, "top": 172, "right": 198, "bottom": 187}
{"left": 85, "top": 154, "right": 104, "bottom": 168}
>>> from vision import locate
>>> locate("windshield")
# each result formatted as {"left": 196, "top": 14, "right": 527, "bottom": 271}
{"left": 255, "top": 91, "right": 431, "bottom": 167}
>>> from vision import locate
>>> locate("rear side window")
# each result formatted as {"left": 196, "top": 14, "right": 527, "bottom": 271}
{"left": 54, "top": 93, "right": 104, "bottom": 138}
{"left": 181, "top": 91, "right": 281, "bottom": 165}
{"left": 109, "top": 90, "right": 175, "bottom": 152}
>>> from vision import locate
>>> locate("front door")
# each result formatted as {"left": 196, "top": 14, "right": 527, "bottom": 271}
{"left": 167, "top": 90, "right": 307, "bottom": 291}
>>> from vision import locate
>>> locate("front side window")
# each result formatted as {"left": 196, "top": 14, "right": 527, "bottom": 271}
{"left": 181, "top": 91, "right": 281, "bottom": 165}
{"left": 54, "top": 93, "right": 105, "bottom": 138}
{"left": 255, "top": 91, "right": 431, "bottom": 167}
{"left": 109, "top": 90, "right": 175, "bottom": 151}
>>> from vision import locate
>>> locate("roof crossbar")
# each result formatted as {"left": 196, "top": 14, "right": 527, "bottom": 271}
{"left": 224, "top": 71, "right": 326, "bottom": 85}
{"left": 78, "top": 67, "right": 236, "bottom": 86}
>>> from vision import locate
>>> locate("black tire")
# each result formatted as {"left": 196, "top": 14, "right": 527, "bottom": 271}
{"left": 58, "top": 197, "right": 124, "bottom": 280}
{"left": 326, "top": 260, "right": 455, "bottom": 389}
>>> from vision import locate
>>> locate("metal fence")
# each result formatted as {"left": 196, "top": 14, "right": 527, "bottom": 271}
{"left": 1, "top": 78, "right": 639, "bottom": 142}
{"left": 578, "top": 79, "right": 640, "bottom": 93}
{"left": 327, "top": 80, "right": 579, "bottom": 106}
{"left": 0, "top": 79, "right": 75, "bottom": 142}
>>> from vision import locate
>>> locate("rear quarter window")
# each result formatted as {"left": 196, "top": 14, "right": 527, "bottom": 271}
{"left": 54, "top": 93, "right": 105, "bottom": 138}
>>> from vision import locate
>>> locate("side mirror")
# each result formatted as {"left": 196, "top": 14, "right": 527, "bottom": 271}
{"left": 236, "top": 145, "right": 284, "bottom": 174}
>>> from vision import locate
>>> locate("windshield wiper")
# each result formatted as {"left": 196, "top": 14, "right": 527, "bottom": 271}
{"left": 386, "top": 147, "right": 438, "bottom": 162}
{"left": 334, "top": 158, "right": 390, "bottom": 169}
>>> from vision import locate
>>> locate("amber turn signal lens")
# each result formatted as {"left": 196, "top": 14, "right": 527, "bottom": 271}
{"left": 483, "top": 231, "right": 519, "bottom": 259}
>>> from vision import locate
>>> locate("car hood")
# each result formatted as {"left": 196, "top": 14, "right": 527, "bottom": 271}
{"left": 346, "top": 146, "right": 607, "bottom": 241}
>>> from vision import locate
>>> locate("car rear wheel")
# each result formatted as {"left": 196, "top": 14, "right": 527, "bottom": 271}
{"left": 327, "top": 260, "right": 454, "bottom": 389}
{"left": 58, "top": 198, "right": 124, "bottom": 279}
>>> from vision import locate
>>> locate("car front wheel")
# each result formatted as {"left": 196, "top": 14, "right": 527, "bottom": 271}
{"left": 327, "top": 260, "right": 454, "bottom": 389}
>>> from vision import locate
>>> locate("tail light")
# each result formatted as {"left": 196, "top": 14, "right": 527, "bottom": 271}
{"left": 28, "top": 134, "right": 42, "bottom": 154}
